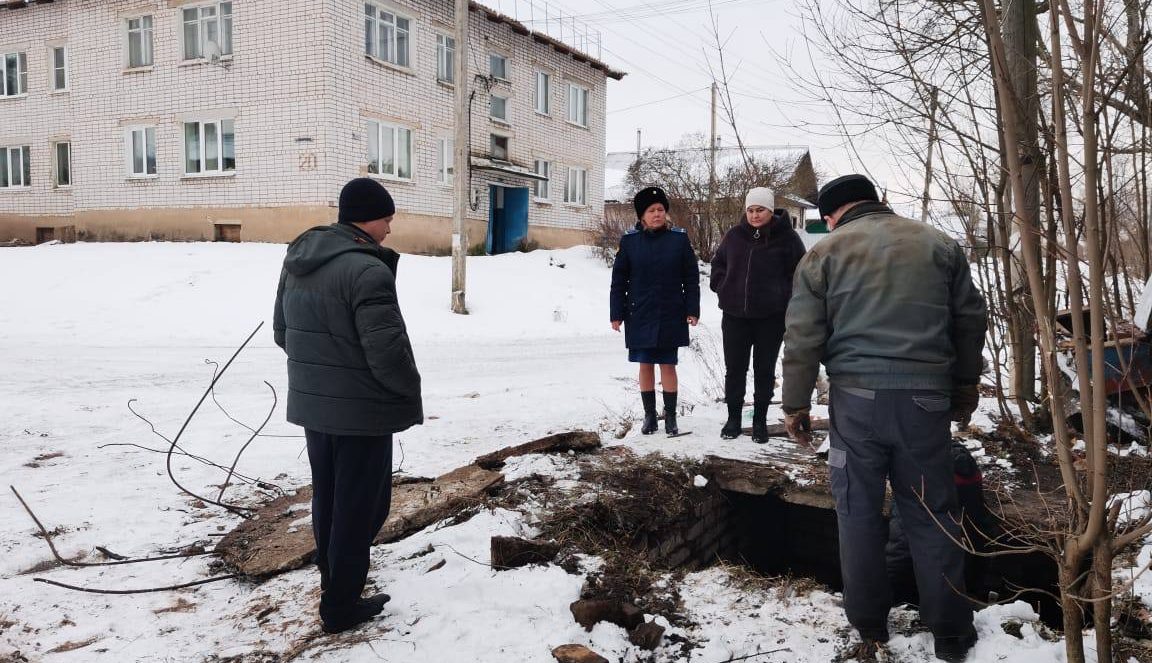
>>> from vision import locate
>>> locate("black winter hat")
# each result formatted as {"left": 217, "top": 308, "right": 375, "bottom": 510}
{"left": 633, "top": 186, "right": 670, "bottom": 219}
{"left": 338, "top": 177, "right": 396, "bottom": 224}
{"left": 817, "top": 174, "right": 879, "bottom": 218}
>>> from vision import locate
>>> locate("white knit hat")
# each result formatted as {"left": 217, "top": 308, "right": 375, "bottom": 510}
{"left": 745, "top": 187, "right": 775, "bottom": 211}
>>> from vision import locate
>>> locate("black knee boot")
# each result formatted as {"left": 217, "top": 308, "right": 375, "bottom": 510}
{"left": 640, "top": 390, "right": 658, "bottom": 435}
{"left": 663, "top": 391, "right": 679, "bottom": 436}
{"left": 721, "top": 402, "right": 742, "bottom": 439}
{"left": 751, "top": 400, "right": 769, "bottom": 444}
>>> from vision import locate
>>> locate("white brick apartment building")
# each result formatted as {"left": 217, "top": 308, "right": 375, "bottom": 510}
{"left": 0, "top": 0, "right": 623, "bottom": 251}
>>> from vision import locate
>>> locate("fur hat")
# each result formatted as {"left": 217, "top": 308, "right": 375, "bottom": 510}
{"left": 817, "top": 174, "right": 879, "bottom": 218}
{"left": 633, "top": 186, "right": 670, "bottom": 219}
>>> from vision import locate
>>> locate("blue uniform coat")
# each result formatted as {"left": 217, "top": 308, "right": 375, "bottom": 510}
{"left": 610, "top": 223, "right": 701, "bottom": 349}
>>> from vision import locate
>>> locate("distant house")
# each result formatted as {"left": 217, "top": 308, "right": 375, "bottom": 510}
{"left": 0, "top": 0, "right": 624, "bottom": 252}
{"left": 603, "top": 145, "right": 818, "bottom": 231}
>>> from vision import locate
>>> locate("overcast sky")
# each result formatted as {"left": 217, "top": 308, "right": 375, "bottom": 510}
{"left": 482, "top": 0, "right": 925, "bottom": 215}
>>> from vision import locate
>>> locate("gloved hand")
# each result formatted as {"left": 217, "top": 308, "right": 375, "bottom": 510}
{"left": 951, "top": 383, "right": 980, "bottom": 427}
{"left": 784, "top": 407, "right": 814, "bottom": 450}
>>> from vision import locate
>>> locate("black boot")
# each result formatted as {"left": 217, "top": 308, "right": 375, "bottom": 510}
{"left": 321, "top": 593, "right": 391, "bottom": 634}
{"left": 640, "top": 391, "right": 658, "bottom": 435}
{"left": 751, "top": 400, "right": 769, "bottom": 444}
{"left": 721, "top": 402, "right": 742, "bottom": 439}
{"left": 663, "top": 391, "right": 679, "bottom": 436}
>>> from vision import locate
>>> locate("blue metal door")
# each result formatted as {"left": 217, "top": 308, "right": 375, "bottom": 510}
{"left": 487, "top": 185, "right": 530, "bottom": 254}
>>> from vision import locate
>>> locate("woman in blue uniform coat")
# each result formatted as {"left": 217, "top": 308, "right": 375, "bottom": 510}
{"left": 610, "top": 186, "right": 701, "bottom": 435}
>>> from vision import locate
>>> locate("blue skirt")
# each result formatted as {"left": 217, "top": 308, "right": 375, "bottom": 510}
{"left": 628, "top": 347, "right": 679, "bottom": 365}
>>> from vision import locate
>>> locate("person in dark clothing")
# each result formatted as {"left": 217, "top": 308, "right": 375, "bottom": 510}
{"left": 273, "top": 177, "right": 422, "bottom": 634}
{"left": 610, "top": 185, "right": 701, "bottom": 436}
{"left": 710, "top": 187, "right": 806, "bottom": 443}
{"left": 782, "top": 174, "right": 987, "bottom": 662}
{"left": 887, "top": 440, "right": 1000, "bottom": 607}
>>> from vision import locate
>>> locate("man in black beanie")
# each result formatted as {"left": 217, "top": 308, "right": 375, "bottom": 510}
{"left": 781, "top": 174, "right": 987, "bottom": 662}
{"left": 273, "top": 177, "right": 422, "bottom": 634}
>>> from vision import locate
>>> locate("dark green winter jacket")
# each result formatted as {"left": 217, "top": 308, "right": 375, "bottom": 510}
{"left": 781, "top": 203, "right": 987, "bottom": 412}
{"left": 273, "top": 223, "right": 423, "bottom": 436}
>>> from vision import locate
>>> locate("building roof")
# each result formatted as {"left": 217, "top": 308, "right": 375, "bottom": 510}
{"left": 471, "top": 2, "right": 625, "bottom": 81}
{"left": 604, "top": 145, "right": 810, "bottom": 202}
{"left": 1, "top": 0, "right": 56, "bottom": 9}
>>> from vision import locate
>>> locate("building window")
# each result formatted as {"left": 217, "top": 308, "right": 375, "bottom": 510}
{"left": 126, "top": 127, "right": 158, "bottom": 176}
{"left": 535, "top": 71, "right": 551, "bottom": 115}
{"left": 490, "top": 94, "right": 509, "bottom": 122}
{"left": 365, "top": 3, "right": 410, "bottom": 67}
{"left": 436, "top": 34, "right": 454, "bottom": 83}
{"left": 1, "top": 52, "right": 28, "bottom": 97}
{"left": 567, "top": 84, "right": 589, "bottom": 127}
{"left": 565, "top": 166, "right": 587, "bottom": 205}
{"left": 366, "top": 119, "right": 412, "bottom": 180}
{"left": 490, "top": 134, "right": 509, "bottom": 161}
{"left": 533, "top": 159, "right": 550, "bottom": 200}
{"left": 184, "top": 120, "right": 235, "bottom": 175}
{"left": 183, "top": 2, "right": 233, "bottom": 61}
{"left": 53, "top": 142, "right": 71, "bottom": 187}
{"left": 436, "top": 137, "right": 454, "bottom": 184}
{"left": 50, "top": 47, "right": 68, "bottom": 91}
{"left": 0, "top": 146, "right": 31, "bottom": 188}
{"left": 128, "top": 16, "right": 155, "bottom": 68}
{"left": 489, "top": 53, "right": 507, "bottom": 80}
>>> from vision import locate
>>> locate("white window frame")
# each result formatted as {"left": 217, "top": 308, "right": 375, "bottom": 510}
{"left": 182, "top": 2, "right": 233, "bottom": 61}
{"left": 1, "top": 52, "right": 28, "bottom": 97}
{"left": 489, "top": 52, "right": 508, "bottom": 81}
{"left": 50, "top": 46, "right": 68, "bottom": 92}
{"left": 567, "top": 83, "right": 589, "bottom": 127}
{"left": 364, "top": 2, "right": 411, "bottom": 68}
{"left": 183, "top": 119, "right": 235, "bottom": 176}
{"left": 436, "top": 137, "right": 454, "bottom": 184}
{"left": 490, "top": 134, "right": 509, "bottom": 162}
{"left": 490, "top": 94, "right": 509, "bottom": 123}
{"left": 535, "top": 71, "right": 551, "bottom": 115}
{"left": 533, "top": 159, "right": 551, "bottom": 201}
{"left": 127, "top": 15, "right": 155, "bottom": 68}
{"left": 366, "top": 119, "right": 413, "bottom": 181}
{"left": 126, "top": 126, "right": 158, "bottom": 177}
{"left": 564, "top": 166, "right": 587, "bottom": 205}
{"left": 52, "top": 141, "right": 71, "bottom": 187}
{"left": 0, "top": 145, "right": 31, "bottom": 188}
{"left": 435, "top": 34, "right": 455, "bottom": 83}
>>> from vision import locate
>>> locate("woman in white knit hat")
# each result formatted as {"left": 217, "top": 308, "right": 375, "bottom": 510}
{"left": 708, "top": 187, "right": 806, "bottom": 442}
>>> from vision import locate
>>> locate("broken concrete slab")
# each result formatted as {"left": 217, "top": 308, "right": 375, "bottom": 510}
{"left": 216, "top": 464, "right": 504, "bottom": 579}
{"left": 490, "top": 536, "right": 560, "bottom": 570}
{"left": 475, "top": 431, "right": 601, "bottom": 469}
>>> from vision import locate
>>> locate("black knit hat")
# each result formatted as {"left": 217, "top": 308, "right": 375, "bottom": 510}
{"left": 633, "top": 186, "right": 670, "bottom": 219}
{"left": 338, "top": 177, "right": 396, "bottom": 224}
{"left": 817, "top": 174, "right": 879, "bottom": 218}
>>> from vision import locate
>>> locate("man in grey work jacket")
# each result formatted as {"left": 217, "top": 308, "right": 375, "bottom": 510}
{"left": 274, "top": 177, "right": 422, "bottom": 634}
{"left": 781, "top": 174, "right": 987, "bottom": 662}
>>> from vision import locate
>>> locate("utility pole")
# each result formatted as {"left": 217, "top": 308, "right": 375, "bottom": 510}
{"left": 708, "top": 82, "right": 718, "bottom": 228}
{"left": 635, "top": 128, "right": 641, "bottom": 155}
{"left": 451, "top": 0, "right": 469, "bottom": 314}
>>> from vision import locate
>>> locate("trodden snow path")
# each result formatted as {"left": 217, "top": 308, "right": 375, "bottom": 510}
{"left": 0, "top": 242, "right": 1078, "bottom": 662}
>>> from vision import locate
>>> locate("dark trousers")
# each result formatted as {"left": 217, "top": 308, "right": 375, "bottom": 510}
{"left": 306, "top": 430, "right": 393, "bottom": 622}
{"left": 827, "top": 384, "right": 973, "bottom": 638}
{"left": 721, "top": 313, "right": 786, "bottom": 405}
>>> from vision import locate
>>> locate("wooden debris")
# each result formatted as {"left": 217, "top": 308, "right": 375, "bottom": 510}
{"left": 552, "top": 644, "right": 609, "bottom": 663}
{"left": 628, "top": 621, "right": 665, "bottom": 650}
{"left": 475, "top": 431, "right": 601, "bottom": 469}
{"left": 569, "top": 599, "right": 644, "bottom": 631}
{"left": 490, "top": 536, "right": 560, "bottom": 570}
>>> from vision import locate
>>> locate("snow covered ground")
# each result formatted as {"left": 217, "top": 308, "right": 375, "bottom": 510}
{"left": 0, "top": 242, "right": 1084, "bottom": 661}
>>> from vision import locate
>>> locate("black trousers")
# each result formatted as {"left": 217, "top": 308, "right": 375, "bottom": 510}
{"left": 306, "top": 430, "right": 393, "bottom": 623}
{"left": 721, "top": 313, "right": 786, "bottom": 406}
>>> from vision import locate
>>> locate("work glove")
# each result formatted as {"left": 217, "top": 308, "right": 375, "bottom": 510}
{"left": 951, "top": 383, "right": 980, "bottom": 427}
{"left": 784, "top": 407, "right": 814, "bottom": 450}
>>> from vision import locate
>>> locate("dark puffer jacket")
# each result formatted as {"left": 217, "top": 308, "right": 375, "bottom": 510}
{"left": 273, "top": 223, "right": 423, "bottom": 436}
{"left": 610, "top": 223, "right": 701, "bottom": 349}
{"left": 710, "top": 210, "right": 806, "bottom": 318}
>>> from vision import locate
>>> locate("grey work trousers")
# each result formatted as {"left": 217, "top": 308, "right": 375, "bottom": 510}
{"left": 827, "top": 383, "right": 973, "bottom": 638}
